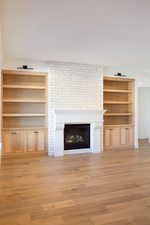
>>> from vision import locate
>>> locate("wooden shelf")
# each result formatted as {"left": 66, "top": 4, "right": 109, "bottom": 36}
{"left": 104, "top": 89, "right": 132, "bottom": 93}
{"left": 3, "top": 70, "right": 47, "bottom": 77}
{"left": 3, "top": 127, "right": 47, "bottom": 130}
{"left": 104, "top": 101, "right": 131, "bottom": 104}
{"left": 3, "top": 99, "right": 46, "bottom": 103}
{"left": 3, "top": 114, "right": 46, "bottom": 117}
{"left": 104, "top": 113, "right": 132, "bottom": 116}
{"left": 104, "top": 77, "right": 134, "bottom": 82}
{"left": 103, "top": 77, "right": 134, "bottom": 150}
{"left": 3, "top": 85, "right": 45, "bottom": 89}
{"left": 104, "top": 124, "right": 133, "bottom": 127}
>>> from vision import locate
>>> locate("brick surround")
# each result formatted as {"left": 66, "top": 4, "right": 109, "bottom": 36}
{"left": 48, "top": 61, "right": 103, "bottom": 156}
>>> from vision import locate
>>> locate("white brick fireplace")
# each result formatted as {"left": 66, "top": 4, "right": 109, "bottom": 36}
{"left": 48, "top": 61, "right": 103, "bottom": 156}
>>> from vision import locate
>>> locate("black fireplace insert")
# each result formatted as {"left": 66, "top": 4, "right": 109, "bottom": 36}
{"left": 64, "top": 124, "right": 90, "bottom": 150}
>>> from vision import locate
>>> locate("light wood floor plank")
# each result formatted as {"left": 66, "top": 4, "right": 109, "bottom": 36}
{"left": 1, "top": 149, "right": 150, "bottom": 225}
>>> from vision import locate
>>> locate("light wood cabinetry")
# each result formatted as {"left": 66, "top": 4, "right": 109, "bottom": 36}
{"left": 103, "top": 77, "right": 135, "bottom": 150}
{"left": 3, "top": 128, "right": 46, "bottom": 154}
{"left": 2, "top": 70, "right": 48, "bottom": 156}
{"left": 27, "top": 129, "right": 45, "bottom": 152}
{"left": 120, "top": 126, "right": 133, "bottom": 146}
{"left": 104, "top": 125, "right": 134, "bottom": 150}
{"left": 3, "top": 130, "right": 27, "bottom": 153}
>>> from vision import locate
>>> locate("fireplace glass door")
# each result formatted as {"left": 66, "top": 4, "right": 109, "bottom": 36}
{"left": 64, "top": 124, "right": 90, "bottom": 150}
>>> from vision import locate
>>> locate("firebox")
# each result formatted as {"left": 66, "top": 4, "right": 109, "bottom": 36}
{"left": 64, "top": 124, "right": 90, "bottom": 150}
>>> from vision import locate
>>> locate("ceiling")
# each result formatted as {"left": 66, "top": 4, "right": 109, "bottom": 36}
{"left": 2, "top": 0, "right": 150, "bottom": 69}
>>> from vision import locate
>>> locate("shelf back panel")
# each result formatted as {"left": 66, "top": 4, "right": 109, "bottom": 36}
{"left": 3, "top": 117, "right": 46, "bottom": 128}
{"left": 3, "top": 103, "right": 45, "bottom": 114}
{"left": 104, "top": 104, "right": 131, "bottom": 113}
{"left": 104, "top": 92, "right": 129, "bottom": 102}
{"left": 104, "top": 80, "right": 130, "bottom": 90}
{"left": 3, "top": 74, "right": 45, "bottom": 86}
{"left": 104, "top": 115, "right": 132, "bottom": 125}
{"left": 3, "top": 89, "right": 45, "bottom": 100}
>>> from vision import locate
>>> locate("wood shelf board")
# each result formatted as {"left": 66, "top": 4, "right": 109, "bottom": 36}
{"left": 3, "top": 99, "right": 46, "bottom": 103}
{"left": 2, "top": 127, "right": 47, "bottom": 130}
{"left": 104, "top": 124, "right": 133, "bottom": 127}
{"left": 104, "top": 113, "right": 132, "bottom": 116}
{"left": 104, "top": 77, "right": 134, "bottom": 82}
{"left": 104, "top": 101, "right": 131, "bottom": 104}
{"left": 3, "top": 114, "right": 46, "bottom": 117}
{"left": 104, "top": 89, "right": 132, "bottom": 93}
{"left": 3, "top": 85, "right": 45, "bottom": 89}
{"left": 3, "top": 70, "right": 47, "bottom": 77}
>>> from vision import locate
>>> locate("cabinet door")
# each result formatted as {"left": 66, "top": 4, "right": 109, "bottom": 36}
{"left": 27, "top": 129, "right": 45, "bottom": 152}
{"left": 111, "top": 128, "right": 120, "bottom": 147}
{"left": 104, "top": 127, "right": 120, "bottom": 149}
{"left": 104, "top": 128, "right": 112, "bottom": 148}
{"left": 120, "top": 127, "right": 133, "bottom": 146}
{"left": 3, "top": 130, "right": 27, "bottom": 153}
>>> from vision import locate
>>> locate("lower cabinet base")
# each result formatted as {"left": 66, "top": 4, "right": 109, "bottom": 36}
{"left": 104, "top": 125, "right": 134, "bottom": 150}
{"left": 2, "top": 128, "right": 48, "bottom": 155}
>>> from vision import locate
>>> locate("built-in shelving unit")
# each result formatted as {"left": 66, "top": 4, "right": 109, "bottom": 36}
{"left": 103, "top": 76, "right": 135, "bottom": 150}
{"left": 103, "top": 77, "right": 134, "bottom": 126}
{"left": 2, "top": 70, "right": 48, "bottom": 156}
{"left": 2, "top": 70, "right": 47, "bottom": 128}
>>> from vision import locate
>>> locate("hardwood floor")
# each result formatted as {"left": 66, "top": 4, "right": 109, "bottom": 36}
{"left": 1, "top": 149, "right": 150, "bottom": 225}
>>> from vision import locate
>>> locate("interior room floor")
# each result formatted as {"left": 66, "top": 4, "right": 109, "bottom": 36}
{"left": 1, "top": 149, "right": 150, "bottom": 225}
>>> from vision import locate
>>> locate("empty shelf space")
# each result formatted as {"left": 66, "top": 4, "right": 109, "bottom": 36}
{"left": 3, "top": 114, "right": 46, "bottom": 117}
{"left": 104, "top": 89, "right": 132, "bottom": 93}
{"left": 3, "top": 85, "right": 45, "bottom": 89}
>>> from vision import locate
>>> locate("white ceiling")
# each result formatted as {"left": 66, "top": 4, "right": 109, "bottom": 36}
{"left": 2, "top": 0, "right": 150, "bottom": 69}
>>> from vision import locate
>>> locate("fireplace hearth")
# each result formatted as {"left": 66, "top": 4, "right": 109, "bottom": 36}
{"left": 64, "top": 124, "right": 90, "bottom": 150}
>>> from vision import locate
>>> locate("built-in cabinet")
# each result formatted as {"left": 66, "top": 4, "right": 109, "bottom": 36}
{"left": 104, "top": 125, "right": 134, "bottom": 150}
{"left": 3, "top": 128, "right": 46, "bottom": 153}
{"left": 2, "top": 70, "right": 48, "bottom": 156}
{"left": 103, "top": 77, "right": 135, "bottom": 150}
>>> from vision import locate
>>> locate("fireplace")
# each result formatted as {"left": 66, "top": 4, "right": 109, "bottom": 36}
{"left": 64, "top": 124, "right": 90, "bottom": 150}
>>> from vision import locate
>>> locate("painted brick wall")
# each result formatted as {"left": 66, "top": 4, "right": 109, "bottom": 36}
{"left": 48, "top": 61, "right": 103, "bottom": 155}
{"left": 48, "top": 61, "right": 102, "bottom": 110}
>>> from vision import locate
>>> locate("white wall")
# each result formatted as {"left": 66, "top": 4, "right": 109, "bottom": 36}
{"left": 2, "top": 0, "right": 150, "bottom": 70}
{"left": 138, "top": 88, "right": 150, "bottom": 140}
